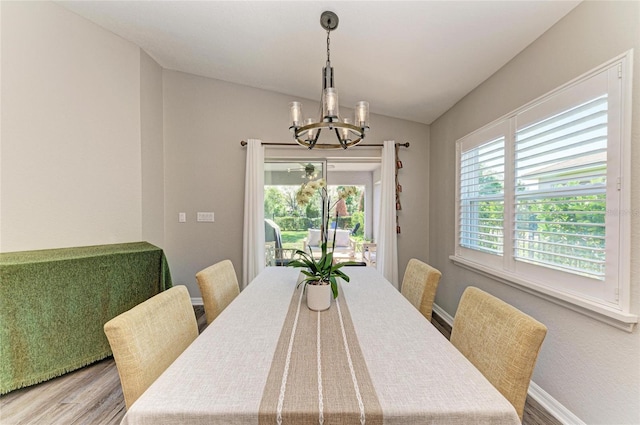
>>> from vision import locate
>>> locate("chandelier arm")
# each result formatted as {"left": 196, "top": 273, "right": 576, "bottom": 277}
{"left": 294, "top": 136, "right": 364, "bottom": 150}
{"left": 334, "top": 128, "right": 347, "bottom": 149}
{"left": 309, "top": 127, "right": 322, "bottom": 149}
{"left": 295, "top": 121, "right": 365, "bottom": 133}
{"left": 292, "top": 122, "right": 368, "bottom": 150}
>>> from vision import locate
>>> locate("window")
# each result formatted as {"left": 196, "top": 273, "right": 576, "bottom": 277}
{"left": 514, "top": 94, "right": 609, "bottom": 281}
{"left": 460, "top": 135, "right": 505, "bottom": 257}
{"left": 453, "top": 53, "right": 635, "bottom": 328}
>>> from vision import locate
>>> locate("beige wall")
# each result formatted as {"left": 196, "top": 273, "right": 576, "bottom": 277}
{"left": 4, "top": 0, "right": 636, "bottom": 421}
{"left": 429, "top": 2, "right": 640, "bottom": 423}
{"left": 140, "top": 50, "right": 165, "bottom": 247}
{"left": 162, "top": 70, "right": 430, "bottom": 296}
{"left": 1, "top": 1, "right": 143, "bottom": 251}
{"left": 0, "top": 0, "right": 430, "bottom": 295}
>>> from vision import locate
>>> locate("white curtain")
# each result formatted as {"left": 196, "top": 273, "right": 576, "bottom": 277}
{"left": 376, "top": 140, "right": 399, "bottom": 289}
{"left": 242, "top": 139, "right": 265, "bottom": 289}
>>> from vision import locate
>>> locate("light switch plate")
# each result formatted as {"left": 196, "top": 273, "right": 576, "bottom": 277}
{"left": 197, "top": 212, "right": 214, "bottom": 222}
{"left": 178, "top": 212, "right": 186, "bottom": 223}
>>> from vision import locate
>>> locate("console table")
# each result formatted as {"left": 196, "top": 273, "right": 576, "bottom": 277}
{"left": 0, "top": 242, "right": 172, "bottom": 394}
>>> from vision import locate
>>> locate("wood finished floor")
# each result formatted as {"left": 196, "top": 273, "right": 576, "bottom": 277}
{"left": 1, "top": 307, "right": 560, "bottom": 425}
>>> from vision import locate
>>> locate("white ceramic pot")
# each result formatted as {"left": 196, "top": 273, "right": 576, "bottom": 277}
{"left": 306, "top": 282, "right": 331, "bottom": 311}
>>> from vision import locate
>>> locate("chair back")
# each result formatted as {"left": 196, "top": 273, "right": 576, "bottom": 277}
{"left": 196, "top": 259, "right": 240, "bottom": 325}
{"left": 450, "top": 286, "right": 547, "bottom": 421}
{"left": 265, "top": 219, "right": 283, "bottom": 249}
{"left": 400, "top": 259, "right": 442, "bottom": 321}
{"left": 104, "top": 285, "right": 198, "bottom": 409}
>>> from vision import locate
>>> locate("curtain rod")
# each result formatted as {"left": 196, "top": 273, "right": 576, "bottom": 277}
{"left": 240, "top": 140, "right": 410, "bottom": 148}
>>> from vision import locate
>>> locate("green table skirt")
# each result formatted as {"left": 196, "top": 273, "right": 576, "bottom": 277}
{"left": 0, "top": 242, "right": 172, "bottom": 394}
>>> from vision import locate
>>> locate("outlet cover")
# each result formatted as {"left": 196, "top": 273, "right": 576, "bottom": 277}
{"left": 197, "top": 212, "right": 214, "bottom": 222}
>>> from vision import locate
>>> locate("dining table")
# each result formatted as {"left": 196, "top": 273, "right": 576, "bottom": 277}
{"left": 120, "top": 266, "right": 520, "bottom": 425}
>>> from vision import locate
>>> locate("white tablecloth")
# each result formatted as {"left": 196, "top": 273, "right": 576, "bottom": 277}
{"left": 121, "top": 267, "right": 520, "bottom": 425}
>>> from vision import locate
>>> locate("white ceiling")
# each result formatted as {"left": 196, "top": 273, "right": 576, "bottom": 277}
{"left": 57, "top": 1, "right": 580, "bottom": 125}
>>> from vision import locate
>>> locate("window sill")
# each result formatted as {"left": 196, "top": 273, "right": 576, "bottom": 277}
{"left": 449, "top": 255, "right": 638, "bottom": 332}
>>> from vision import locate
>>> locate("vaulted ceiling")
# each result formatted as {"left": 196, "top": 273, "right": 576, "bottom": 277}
{"left": 57, "top": 1, "right": 580, "bottom": 124}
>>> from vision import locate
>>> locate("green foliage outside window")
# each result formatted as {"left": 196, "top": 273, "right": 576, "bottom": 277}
{"left": 468, "top": 168, "right": 606, "bottom": 278}
{"left": 265, "top": 185, "right": 364, "bottom": 232}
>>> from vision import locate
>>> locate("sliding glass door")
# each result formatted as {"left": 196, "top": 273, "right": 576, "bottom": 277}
{"left": 264, "top": 158, "right": 379, "bottom": 265}
{"left": 264, "top": 161, "right": 325, "bottom": 265}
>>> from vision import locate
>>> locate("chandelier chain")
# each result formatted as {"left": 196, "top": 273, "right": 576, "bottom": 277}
{"left": 326, "top": 30, "right": 331, "bottom": 63}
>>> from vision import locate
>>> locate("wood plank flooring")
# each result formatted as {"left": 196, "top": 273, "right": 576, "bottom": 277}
{"left": 1, "top": 306, "right": 560, "bottom": 424}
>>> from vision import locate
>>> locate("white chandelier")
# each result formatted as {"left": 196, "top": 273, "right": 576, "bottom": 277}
{"left": 289, "top": 11, "right": 369, "bottom": 150}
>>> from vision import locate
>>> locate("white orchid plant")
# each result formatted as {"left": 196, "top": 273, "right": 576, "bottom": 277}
{"left": 288, "top": 178, "right": 358, "bottom": 298}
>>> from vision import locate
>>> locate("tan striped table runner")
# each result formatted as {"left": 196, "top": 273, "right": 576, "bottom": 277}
{"left": 259, "top": 283, "right": 383, "bottom": 425}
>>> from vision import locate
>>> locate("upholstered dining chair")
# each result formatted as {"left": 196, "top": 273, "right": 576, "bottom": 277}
{"left": 450, "top": 286, "right": 547, "bottom": 421}
{"left": 196, "top": 259, "right": 240, "bottom": 325}
{"left": 400, "top": 259, "right": 442, "bottom": 322}
{"left": 103, "top": 285, "right": 198, "bottom": 409}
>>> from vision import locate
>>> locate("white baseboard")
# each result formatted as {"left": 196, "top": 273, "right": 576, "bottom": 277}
{"left": 527, "top": 382, "right": 585, "bottom": 425}
{"left": 191, "top": 297, "right": 203, "bottom": 306}
{"left": 432, "top": 303, "right": 454, "bottom": 324}
{"left": 432, "top": 302, "right": 584, "bottom": 425}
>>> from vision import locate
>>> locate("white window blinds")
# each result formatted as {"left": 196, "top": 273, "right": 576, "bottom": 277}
{"left": 453, "top": 52, "right": 634, "bottom": 326}
{"left": 514, "top": 95, "right": 608, "bottom": 280}
{"left": 459, "top": 137, "right": 505, "bottom": 256}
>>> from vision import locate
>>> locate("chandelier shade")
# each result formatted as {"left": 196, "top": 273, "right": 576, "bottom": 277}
{"left": 289, "top": 11, "right": 370, "bottom": 150}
